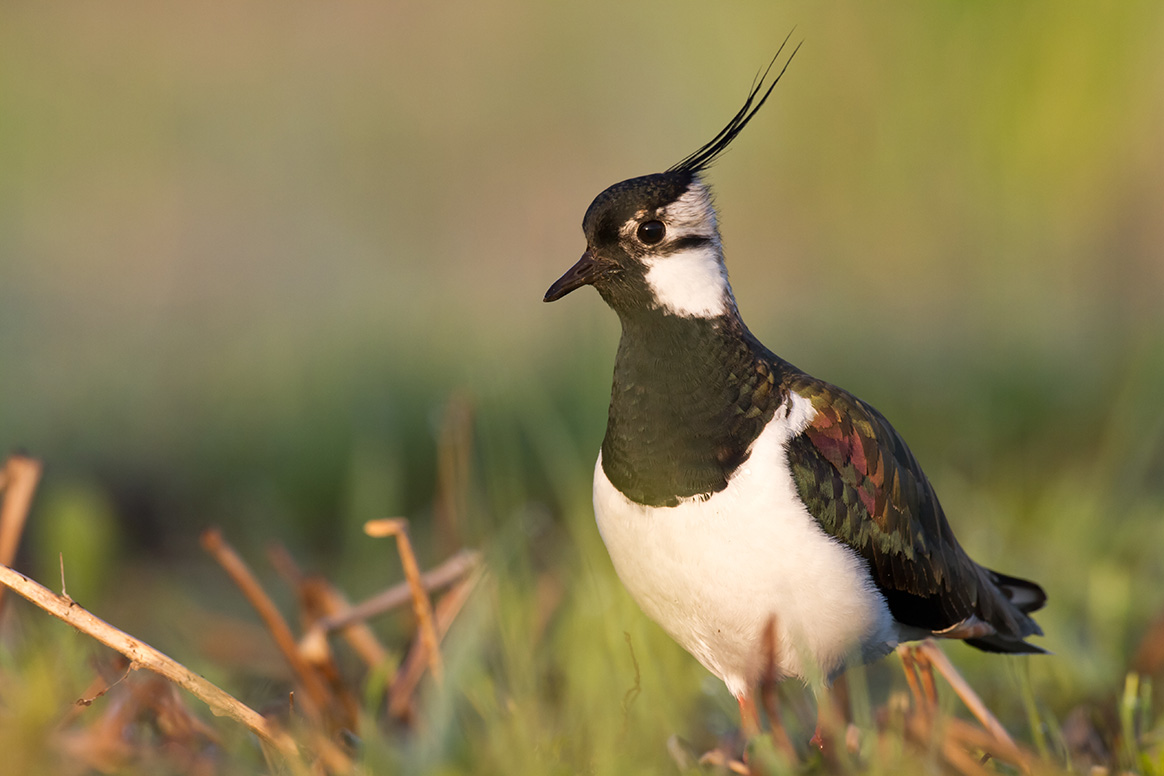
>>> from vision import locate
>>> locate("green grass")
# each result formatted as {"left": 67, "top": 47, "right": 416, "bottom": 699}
{"left": 1, "top": 1, "right": 1163, "bottom": 772}
{"left": 3, "top": 334, "right": 1163, "bottom": 774}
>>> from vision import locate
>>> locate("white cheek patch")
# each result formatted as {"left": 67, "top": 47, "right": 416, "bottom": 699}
{"left": 643, "top": 245, "right": 731, "bottom": 318}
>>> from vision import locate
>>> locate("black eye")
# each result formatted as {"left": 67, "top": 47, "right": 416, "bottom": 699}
{"left": 636, "top": 219, "right": 666, "bottom": 245}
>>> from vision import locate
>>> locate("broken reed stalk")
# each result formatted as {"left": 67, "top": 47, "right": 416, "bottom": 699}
{"left": 364, "top": 517, "right": 444, "bottom": 684}
{"left": 313, "top": 547, "right": 480, "bottom": 634}
{"left": 938, "top": 733, "right": 997, "bottom": 776}
{"left": 268, "top": 542, "right": 391, "bottom": 670}
{"left": 200, "top": 528, "right": 336, "bottom": 725}
{"left": 387, "top": 567, "right": 483, "bottom": 720}
{"left": 895, "top": 641, "right": 1033, "bottom": 775}
{"left": 0, "top": 562, "right": 299, "bottom": 760}
{"left": 695, "top": 749, "right": 751, "bottom": 775}
{"left": 303, "top": 578, "right": 392, "bottom": 672}
{"left": 904, "top": 712, "right": 997, "bottom": 776}
{"left": 942, "top": 716, "right": 1034, "bottom": 771}
{"left": 260, "top": 543, "right": 364, "bottom": 728}
{"left": 0, "top": 455, "right": 42, "bottom": 615}
{"left": 916, "top": 639, "right": 1028, "bottom": 768}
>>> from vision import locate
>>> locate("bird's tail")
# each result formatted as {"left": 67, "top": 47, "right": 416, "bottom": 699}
{"left": 990, "top": 569, "right": 1047, "bottom": 616}
{"left": 965, "top": 568, "right": 1048, "bottom": 654}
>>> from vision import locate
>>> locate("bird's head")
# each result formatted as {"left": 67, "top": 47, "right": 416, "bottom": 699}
{"left": 544, "top": 170, "right": 726, "bottom": 318}
{"left": 544, "top": 38, "right": 799, "bottom": 321}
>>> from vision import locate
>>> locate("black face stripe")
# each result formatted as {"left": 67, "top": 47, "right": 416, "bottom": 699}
{"left": 657, "top": 235, "right": 714, "bottom": 256}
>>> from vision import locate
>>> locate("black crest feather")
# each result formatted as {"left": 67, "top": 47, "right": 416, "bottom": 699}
{"left": 668, "top": 33, "right": 802, "bottom": 176}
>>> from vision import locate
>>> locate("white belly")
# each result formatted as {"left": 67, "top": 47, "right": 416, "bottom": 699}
{"left": 592, "top": 395, "right": 897, "bottom": 697}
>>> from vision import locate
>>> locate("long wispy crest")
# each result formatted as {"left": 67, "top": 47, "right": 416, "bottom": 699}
{"left": 668, "top": 32, "right": 802, "bottom": 176}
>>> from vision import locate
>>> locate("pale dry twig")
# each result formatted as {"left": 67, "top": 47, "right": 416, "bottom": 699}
{"left": 0, "top": 562, "right": 300, "bottom": 760}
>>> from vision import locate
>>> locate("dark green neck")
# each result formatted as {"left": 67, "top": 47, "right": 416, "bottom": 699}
{"left": 601, "top": 308, "right": 787, "bottom": 507}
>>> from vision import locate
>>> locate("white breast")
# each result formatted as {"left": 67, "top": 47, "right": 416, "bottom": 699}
{"left": 592, "top": 393, "right": 897, "bottom": 697}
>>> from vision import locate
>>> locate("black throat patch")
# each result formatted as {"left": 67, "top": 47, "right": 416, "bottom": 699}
{"left": 601, "top": 309, "right": 787, "bottom": 507}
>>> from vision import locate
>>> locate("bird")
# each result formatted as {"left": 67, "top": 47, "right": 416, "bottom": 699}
{"left": 543, "top": 41, "right": 1046, "bottom": 744}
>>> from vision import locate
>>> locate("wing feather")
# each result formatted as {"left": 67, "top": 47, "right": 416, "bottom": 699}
{"left": 780, "top": 371, "right": 1044, "bottom": 651}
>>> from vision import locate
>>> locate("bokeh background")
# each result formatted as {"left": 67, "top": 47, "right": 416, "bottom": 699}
{"left": 1, "top": 1, "right": 1163, "bottom": 772}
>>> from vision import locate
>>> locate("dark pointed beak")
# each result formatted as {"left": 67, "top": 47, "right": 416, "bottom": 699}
{"left": 544, "top": 250, "right": 603, "bottom": 302}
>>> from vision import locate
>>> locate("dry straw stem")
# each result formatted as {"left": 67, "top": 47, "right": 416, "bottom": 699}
{"left": 200, "top": 528, "right": 337, "bottom": 726}
{"left": 695, "top": 749, "right": 751, "bottom": 775}
{"left": 387, "top": 567, "right": 483, "bottom": 720}
{"left": 903, "top": 711, "right": 1035, "bottom": 776}
{"left": 915, "top": 639, "right": 1028, "bottom": 768}
{"left": 945, "top": 716, "right": 1036, "bottom": 770}
{"left": 364, "top": 517, "right": 444, "bottom": 684}
{"left": 261, "top": 543, "right": 363, "bottom": 727}
{"left": 303, "top": 577, "right": 391, "bottom": 670}
{"left": 0, "top": 562, "right": 299, "bottom": 760}
{"left": 313, "top": 547, "right": 480, "bottom": 634}
{"left": 268, "top": 542, "right": 391, "bottom": 670}
{"left": 61, "top": 669, "right": 222, "bottom": 773}
{"left": 0, "top": 454, "right": 42, "bottom": 614}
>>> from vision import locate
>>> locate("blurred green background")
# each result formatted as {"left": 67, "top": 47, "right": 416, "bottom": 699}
{"left": 1, "top": 0, "right": 1163, "bottom": 771}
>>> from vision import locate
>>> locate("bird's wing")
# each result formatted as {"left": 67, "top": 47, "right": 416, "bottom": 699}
{"left": 782, "top": 373, "right": 1042, "bottom": 646}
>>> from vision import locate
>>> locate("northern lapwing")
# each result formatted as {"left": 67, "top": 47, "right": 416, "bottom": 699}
{"left": 543, "top": 42, "right": 1046, "bottom": 745}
